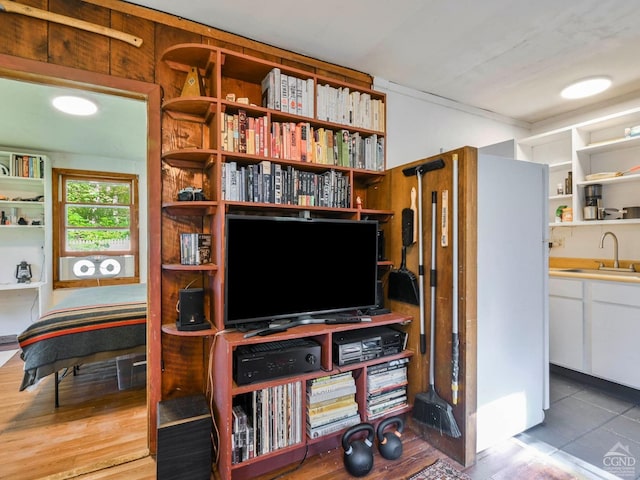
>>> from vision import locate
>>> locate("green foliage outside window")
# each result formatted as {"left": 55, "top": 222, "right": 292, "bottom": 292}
{"left": 65, "top": 179, "right": 132, "bottom": 251}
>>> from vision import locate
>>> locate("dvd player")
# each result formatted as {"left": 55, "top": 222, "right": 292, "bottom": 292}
{"left": 332, "top": 326, "right": 407, "bottom": 366}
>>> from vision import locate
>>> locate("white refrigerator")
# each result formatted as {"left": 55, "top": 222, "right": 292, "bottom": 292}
{"left": 475, "top": 154, "right": 549, "bottom": 452}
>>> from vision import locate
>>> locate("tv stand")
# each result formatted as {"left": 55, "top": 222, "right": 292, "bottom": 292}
{"left": 213, "top": 312, "right": 413, "bottom": 480}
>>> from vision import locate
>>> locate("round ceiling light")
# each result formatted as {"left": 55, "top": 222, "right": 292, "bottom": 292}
{"left": 561, "top": 77, "right": 612, "bottom": 99}
{"left": 52, "top": 95, "right": 98, "bottom": 116}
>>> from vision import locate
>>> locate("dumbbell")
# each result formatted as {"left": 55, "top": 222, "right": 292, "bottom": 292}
{"left": 341, "top": 422, "right": 375, "bottom": 477}
{"left": 376, "top": 416, "right": 404, "bottom": 460}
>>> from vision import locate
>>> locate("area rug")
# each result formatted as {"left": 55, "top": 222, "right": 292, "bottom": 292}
{"left": 407, "top": 459, "right": 471, "bottom": 480}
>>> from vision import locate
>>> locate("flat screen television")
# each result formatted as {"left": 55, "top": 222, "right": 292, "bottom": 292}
{"left": 224, "top": 214, "right": 379, "bottom": 328}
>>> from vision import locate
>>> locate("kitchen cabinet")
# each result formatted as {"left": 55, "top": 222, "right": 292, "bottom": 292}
{"left": 517, "top": 107, "right": 640, "bottom": 226}
{"left": 591, "top": 281, "right": 640, "bottom": 389}
{"left": 548, "top": 278, "right": 584, "bottom": 371}
{"left": 548, "top": 274, "right": 640, "bottom": 389}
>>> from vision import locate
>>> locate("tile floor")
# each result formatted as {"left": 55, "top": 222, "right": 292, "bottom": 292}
{"left": 517, "top": 369, "right": 640, "bottom": 479}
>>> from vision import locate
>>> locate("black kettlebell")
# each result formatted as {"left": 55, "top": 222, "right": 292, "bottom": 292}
{"left": 376, "top": 416, "right": 404, "bottom": 460}
{"left": 342, "top": 422, "right": 375, "bottom": 477}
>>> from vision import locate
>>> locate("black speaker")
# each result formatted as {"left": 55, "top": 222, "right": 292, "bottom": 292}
{"left": 177, "top": 288, "right": 209, "bottom": 331}
{"left": 157, "top": 394, "right": 212, "bottom": 480}
{"left": 376, "top": 280, "right": 385, "bottom": 309}
{"left": 377, "top": 229, "right": 386, "bottom": 261}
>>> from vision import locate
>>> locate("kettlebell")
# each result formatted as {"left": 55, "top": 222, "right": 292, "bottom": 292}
{"left": 376, "top": 416, "right": 404, "bottom": 460}
{"left": 341, "top": 422, "right": 375, "bottom": 477}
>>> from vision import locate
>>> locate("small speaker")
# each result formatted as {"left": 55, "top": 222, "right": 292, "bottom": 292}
{"left": 377, "top": 229, "right": 386, "bottom": 261}
{"left": 376, "top": 280, "right": 385, "bottom": 309}
{"left": 177, "top": 288, "right": 209, "bottom": 331}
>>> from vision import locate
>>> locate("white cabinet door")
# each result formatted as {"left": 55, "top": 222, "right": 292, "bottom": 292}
{"left": 591, "top": 282, "right": 640, "bottom": 389}
{"left": 549, "top": 278, "right": 584, "bottom": 371}
{"left": 549, "top": 296, "right": 584, "bottom": 371}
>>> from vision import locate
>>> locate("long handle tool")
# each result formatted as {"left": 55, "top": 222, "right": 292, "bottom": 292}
{"left": 451, "top": 154, "right": 460, "bottom": 405}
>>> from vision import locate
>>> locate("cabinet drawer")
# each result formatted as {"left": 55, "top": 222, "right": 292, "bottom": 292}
{"left": 592, "top": 281, "right": 640, "bottom": 307}
{"left": 549, "top": 278, "right": 583, "bottom": 299}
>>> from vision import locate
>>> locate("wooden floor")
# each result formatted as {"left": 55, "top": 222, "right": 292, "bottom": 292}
{"left": 0, "top": 350, "right": 148, "bottom": 480}
{"left": 0, "top": 349, "right": 590, "bottom": 480}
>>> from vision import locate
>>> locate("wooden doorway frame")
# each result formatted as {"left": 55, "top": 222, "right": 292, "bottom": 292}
{"left": 0, "top": 53, "right": 162, "bottom": 453}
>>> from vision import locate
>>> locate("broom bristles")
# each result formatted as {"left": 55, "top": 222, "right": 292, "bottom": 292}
{"left": 413, "top": 389, "right": 461, "bottom": 438}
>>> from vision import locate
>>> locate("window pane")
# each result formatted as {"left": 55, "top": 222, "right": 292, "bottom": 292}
{"left": 66, "top": 205, "right": 130, "bottom": 228}
{"left": 66, "top": 228, "right": 131, "bottom": 252}
{"left": 66, "top": 179, "right": 131, "bottom": 204}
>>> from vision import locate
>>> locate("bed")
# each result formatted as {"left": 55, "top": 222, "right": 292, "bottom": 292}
{"left": 18, "top": 283, "right": 147, "bottom": 406}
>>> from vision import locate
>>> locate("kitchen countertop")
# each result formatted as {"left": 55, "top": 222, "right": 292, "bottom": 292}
{"left": 549, "top": 257, "right": 640, "bottom": 284}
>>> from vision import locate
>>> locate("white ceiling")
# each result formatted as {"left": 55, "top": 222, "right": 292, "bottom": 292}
{"left": 128, "top": 0, "right": 640, "bottom": 124}
{"left": 0, "top": 77, "right": 146, "bottom": 160}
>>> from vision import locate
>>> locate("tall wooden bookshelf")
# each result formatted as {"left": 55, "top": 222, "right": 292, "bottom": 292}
{"left": 157, "top": 43, "right": 409, "bottom": 480}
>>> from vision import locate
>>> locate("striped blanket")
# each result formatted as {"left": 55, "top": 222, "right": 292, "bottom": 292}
{"left": 18, "top": 283, "right": 147, "bottom": 390}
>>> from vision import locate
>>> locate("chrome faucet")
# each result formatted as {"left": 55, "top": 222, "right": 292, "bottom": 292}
{"left": 599, "top": 231, "right": 619, "bottom": 269}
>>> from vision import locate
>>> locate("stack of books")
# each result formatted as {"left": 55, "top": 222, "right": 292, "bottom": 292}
{"left": 179, "top": 233, "right": 211, "bottom": 265}
{"left": 366, "top": 358, "right": 409, "bottom": 419}
{"left": 306, "top": 372, "right": 360, "bottom": 439}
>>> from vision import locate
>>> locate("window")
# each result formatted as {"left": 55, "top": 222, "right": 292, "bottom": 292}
{"left": 53, "top": 169, "right": 139, "bottom": 288}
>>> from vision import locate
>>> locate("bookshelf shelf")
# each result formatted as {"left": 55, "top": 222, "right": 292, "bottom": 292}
{"left": 158, "top": 42, "right": 395, "bottom": 480}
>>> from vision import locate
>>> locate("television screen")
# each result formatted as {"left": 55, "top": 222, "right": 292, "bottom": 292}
{"left": 224, "top": 215, "right": 379, "bottom": 328}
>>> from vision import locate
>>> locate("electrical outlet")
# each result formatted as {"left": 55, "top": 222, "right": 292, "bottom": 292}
{"left": 550, "top": 237, "right": 564, "bottom": 248}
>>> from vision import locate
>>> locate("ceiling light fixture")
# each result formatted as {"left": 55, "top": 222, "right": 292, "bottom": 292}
{"left": 52, "top": 95, "right": 98, "bottom": 116}
{"left": 561, "top": 77, "right": 611, "bottom": 99}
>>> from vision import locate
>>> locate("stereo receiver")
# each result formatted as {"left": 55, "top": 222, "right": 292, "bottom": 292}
{"left": 234, "top": 338, "right": 321, "bottom": 385}
{"left": 332, "top": 326, "right": 407, "bottom": 366}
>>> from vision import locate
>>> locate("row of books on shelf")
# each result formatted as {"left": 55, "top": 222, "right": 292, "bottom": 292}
{"left": 366, "top": 358, "right": 409, "bottom": 419}
{"left": 307, "top": 372, "right": 361, "bottom": 439}
{"left": 316, "top": 84, "right": 385, "bottom": 132}
{"left": 270, "top": 122, "right": 384, "bottom": 171}
{"left": 221, "top": 112, "right": 384, "bottom": 171}
{"left": 7, "top": 154, "right": 44, "bottom": 179}
{"left": 261, "top": 68, "right": 314, "bottom": 118}
{"left": 221, "top": 111, "right": 269, "bottom": 156}
{"left": 232, "top": 381, "right": 303, "bottom": 464}
{"left": 222, "top": 161, "right": 351, "bottom": 208}
{"left": 260, "top": 68, "right": 386, "bottom": 132}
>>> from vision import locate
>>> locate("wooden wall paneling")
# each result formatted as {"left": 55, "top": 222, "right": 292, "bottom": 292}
{"left": 457, "top": 147, "right": 478, "bottom": 467}
{"left": 110, "top": 11, "right": 155, "bottom": 82}
{"left": 0, "top": 0, "right": 48, "bottom": 61}
{"left": 160, "top": 333, "right": 208, "bottom": 398}
{"left": 47, "top": 0, "right": 110, "bottom": 73}
{"left": 386, "top": 147, "right": 478, "bottom": 467}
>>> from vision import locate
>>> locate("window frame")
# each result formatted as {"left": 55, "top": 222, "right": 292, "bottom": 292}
{"left": 52, "top": 168, "right": 140, "bottom": 289}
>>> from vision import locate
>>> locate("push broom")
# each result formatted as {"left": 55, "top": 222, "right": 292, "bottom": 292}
{"left": 403, "top": 158, "right": 461, "bottom": 438}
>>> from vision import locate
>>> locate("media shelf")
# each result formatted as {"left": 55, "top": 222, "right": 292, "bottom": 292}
{"left": 213, "top": 313, "right": 412, "bottom": 480}
{"left": 161, "top": 263, "right": 218, "bottom": 273}
{"left": 158, "top": 42, "right": 392, "bottom": 480}
{"left": 162, "top": 201, "right": 217, "bottom": 216}
{"left": 161, "top": 323, "right": 217, "bottom": 337}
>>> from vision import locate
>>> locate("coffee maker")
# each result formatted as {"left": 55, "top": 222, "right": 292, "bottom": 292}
{"left": 584, "top": 184, "right": 602, "bottom": 220}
